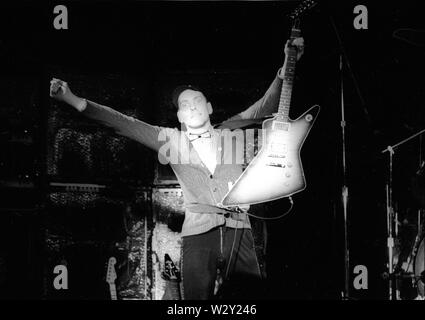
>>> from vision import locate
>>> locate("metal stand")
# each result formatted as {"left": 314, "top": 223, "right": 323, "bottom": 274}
{"left": 338, "top": 54, "right": 350, "bottom": 300}
{"left": 381, "top": 128, "right": 425, "bottom": 300}
{"left": 329, "top": 14, "right": 368, "bottom": 301}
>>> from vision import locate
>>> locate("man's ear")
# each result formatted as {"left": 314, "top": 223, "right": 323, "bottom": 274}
{"left": 177, "top": 110, "right": 184, "bottom": 123}
{"left": 207, "top": 102, "right": 213, "bottom": 115}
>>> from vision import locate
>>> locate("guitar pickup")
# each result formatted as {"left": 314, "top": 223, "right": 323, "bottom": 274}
{"left": 272, "top": 121, "right": 290, "bottom": 131}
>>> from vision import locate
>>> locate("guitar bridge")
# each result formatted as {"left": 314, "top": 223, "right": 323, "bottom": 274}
{"left": 268, "top": 153, "right": 286, "bottom": 159}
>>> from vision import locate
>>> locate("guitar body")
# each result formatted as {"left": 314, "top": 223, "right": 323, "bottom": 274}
{"left": 106, "top": 257, "right": 118, "bottom": 300}
{"left": 160, "top": 254, "right": 181, "bottom": 300}
{"left": 162, "top": 280, "right": 181, "bottom": 300}
{"left": 222, "top": 105, "right": 320, "bottom": 206}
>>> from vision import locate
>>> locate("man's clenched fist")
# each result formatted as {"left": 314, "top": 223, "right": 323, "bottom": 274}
{"left": 49, "top": 78, "right": 86, "bottom": 112}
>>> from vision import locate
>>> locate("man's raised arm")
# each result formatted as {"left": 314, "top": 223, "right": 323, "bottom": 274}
{"left": 49, "top": 78, "right": 172, "bottom": 152}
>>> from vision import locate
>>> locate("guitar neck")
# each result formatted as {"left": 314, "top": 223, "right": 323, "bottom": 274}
{"left": 277, "top": 27, "right": 301, "bottom": 122}
{"left": 109, "top": 284, "right": 117, "bottom": 300}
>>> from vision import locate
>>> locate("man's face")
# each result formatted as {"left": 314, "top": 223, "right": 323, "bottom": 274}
{"left": 177, "top": 89, "right": 213, "bottom": 129}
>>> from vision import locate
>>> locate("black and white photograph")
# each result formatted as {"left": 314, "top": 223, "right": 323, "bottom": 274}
{"left": 0, "top": 0, "right": 424, "bottom": 305}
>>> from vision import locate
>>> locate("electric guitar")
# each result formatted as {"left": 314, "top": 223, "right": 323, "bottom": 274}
{"left": 106, "top": 257, "right": 117, "bottom": 300}
{"left": 161, "top": 254, "right": 181, "bottom": 300}
{"left": 221, "top": 0, "right": 319, "bottom": 206}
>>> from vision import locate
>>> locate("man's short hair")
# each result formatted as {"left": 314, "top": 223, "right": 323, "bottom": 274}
{"left": 172, "top": 84, "right": 208, "bottom": 109}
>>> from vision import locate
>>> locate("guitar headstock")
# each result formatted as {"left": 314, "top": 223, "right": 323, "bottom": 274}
{"left": 162, "top": 253, "right": 180, "bottom": 282}
{"left": 288, "top": 0, "right": 317, "bottom": 29}
{"left": 106, "top": 256, "right": 117, "bottom": 285}
{"left": 285, "top": 0, "right": 317, "bottom": 41}
{"left": 289, "top": 0, "right": 317, "bottom": 21}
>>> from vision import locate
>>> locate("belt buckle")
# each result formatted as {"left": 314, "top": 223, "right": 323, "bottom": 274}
{"left": 230, "top": 206, "right": 244, "bottom": 213}
{"left": 216, "top": 202, "right": 244, "bottom": 216}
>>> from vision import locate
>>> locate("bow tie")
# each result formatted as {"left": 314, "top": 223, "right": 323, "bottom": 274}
{"left": 188, "top": 131, "right": 212, "bottom": 141}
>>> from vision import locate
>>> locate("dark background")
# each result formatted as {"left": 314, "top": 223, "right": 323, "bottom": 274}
{"left": 0, "top": 0, "right": 424, "bottom": 299}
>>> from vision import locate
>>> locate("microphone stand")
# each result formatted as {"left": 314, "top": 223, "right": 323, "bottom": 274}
{"left": 328, "top": 13, "right": 368, "bottom": 301}
{"left": 339, "top": 53, "right": 350, "bottom": 300}
{"left": 381, "top": 128, "right": 425, "bottom": 300}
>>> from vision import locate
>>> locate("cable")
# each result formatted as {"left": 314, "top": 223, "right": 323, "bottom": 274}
{"left": 247, "top": 197, "right": 294, "bottom": 220}
{"left": 221, "top": 197, "right": 294, "bottom": 282}
{"left": 225, "top": 218, "right": 243, "bottom": 280}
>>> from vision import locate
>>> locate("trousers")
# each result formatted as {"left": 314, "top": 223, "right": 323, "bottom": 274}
{"left": 181, "top": 225, "right": 263, "bottom": 300}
